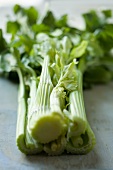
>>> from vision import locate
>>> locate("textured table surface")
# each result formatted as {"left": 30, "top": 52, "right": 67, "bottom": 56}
{"left": 0, "top": 1, "right": 113, "bottom": 169}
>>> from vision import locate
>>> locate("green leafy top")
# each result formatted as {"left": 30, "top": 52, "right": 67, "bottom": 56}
{"left": 0, "top": 5, "right": 113, "bottom": 88}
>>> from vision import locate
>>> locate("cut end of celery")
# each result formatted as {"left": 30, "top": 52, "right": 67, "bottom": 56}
{"left": 68, "top": 117, "right": 87, "bottom": 137}
{"left": 16, "top": 134, "right": 43, "bottom": 155}
{"left": 30, "top": 113, "right": 65, "bottom": 144}
{"left": 66, "top": 123, "right": 96, "bottom": 154}
{"left": 44, "top": 135, "right": 67, "bottom": 156}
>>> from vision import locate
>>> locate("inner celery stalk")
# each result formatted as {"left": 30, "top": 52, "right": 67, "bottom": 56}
{"left": 27, "top": 55, "right": 66, "bottom": 144}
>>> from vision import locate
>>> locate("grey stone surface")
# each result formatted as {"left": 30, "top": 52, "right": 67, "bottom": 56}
{"left": 0, "top": 78, "right": 113, "bottom": 170}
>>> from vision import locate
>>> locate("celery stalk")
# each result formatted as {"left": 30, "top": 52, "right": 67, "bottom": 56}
{"left": 67, "top": 71, "right": 87, "bottom": 137}
{"left": 66, "top": 70, "right": 96, "bottom": 154}
{"left": 27, "top": 55, "right": 66, "bottom": 144}
{"left": 66, "top": 123, "right": 96, "bottom": 154}
{"left": 16, "top": 68, "right": 43, "bottom": 154}
{"left": 44, "top": 135, "right": 67, "bottom": 155}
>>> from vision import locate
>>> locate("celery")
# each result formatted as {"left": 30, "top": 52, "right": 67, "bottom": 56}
{"left": 44, "top": 135, "right": 67, "bottom": 155}
{"left": 1, "top": 5, "right": 102, "bottom": 155}
{"left": 66, "top": 123, "right": 96, "bottom": 154}
{"left": 66, "top": 71, "right": 87, "bottom": 138}
{"left": 66, "top": 70, "right": 96, "bottom": 154}
{"left": 27, "top": 55, "right": 66, "bottom": 144}
{"left": 16, "top": 68, "right": 43, "bottom": 154}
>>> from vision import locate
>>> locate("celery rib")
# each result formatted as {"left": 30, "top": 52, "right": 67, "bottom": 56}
{"left": 66, "top": 70, "right": 96, "bottom": 154}
{"left": 66, "top": 123, "right": 96, "bottom": 154}
{"left": 16, "top": 69, "right": 43, "bottom": 154}
{"left": 27, "top": 55, "right": 66, "bottom": 144}
{"left": 44, "top": 135, "right": 67, "bottom": 156}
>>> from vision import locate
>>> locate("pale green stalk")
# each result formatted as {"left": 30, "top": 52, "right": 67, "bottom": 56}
{"left": 66, "top": 123, "right": 96, "bottom": 154}
{"left": 16, "top": 68, "right": 43, "bottom": 154}
{"left": 44, "top": 135, "right": 67, "bottom": 155}
{"left": 67, "top": 71, "right": 87, "bottom": 138}
{"left": 66, "top": 70, "right": 96, "bottom": 154}
{"left": 43, "top": 87, "right": 67, "bottom": 155}
{"left": 27, "top": 55, "right": 66, "bottom": 144}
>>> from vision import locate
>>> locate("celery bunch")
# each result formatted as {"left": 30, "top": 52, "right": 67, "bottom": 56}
{"left": 0, "top": 33, "right": 96, "bottom": 155}
{"left": 4, "top": 4, "right": 113, "bottom": 155}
